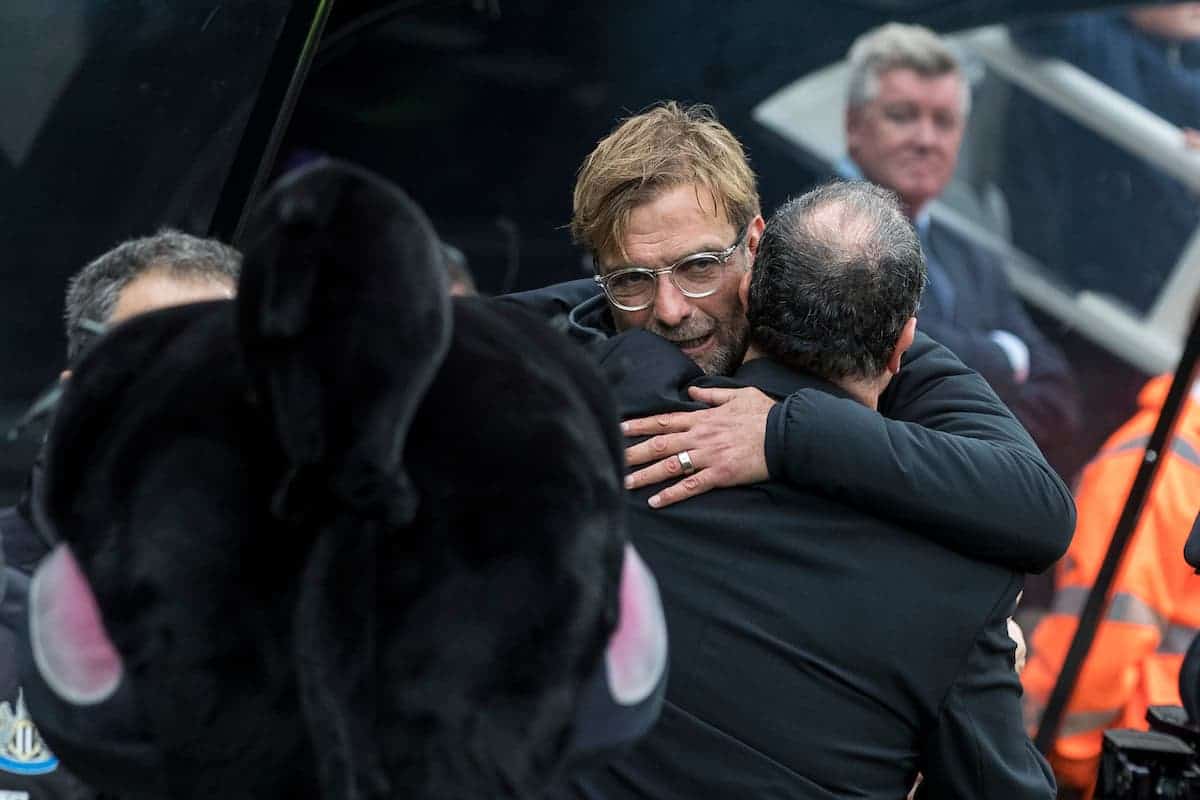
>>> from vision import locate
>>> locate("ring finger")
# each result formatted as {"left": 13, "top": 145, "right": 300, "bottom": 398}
{"left": 625, "top": 449, "right": 701, "bottom": 490}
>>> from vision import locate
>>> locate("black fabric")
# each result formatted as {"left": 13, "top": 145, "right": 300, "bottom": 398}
{"left": 505, "top": 280, "right": 1075, "bottom": 574}
{"left": 555, "top": 333, "right": 1056, "bottom": 799}
{"left": 777, "top": 331, "right": 1072, "bottom": 574}
{"left": 22, "top": 162, "right": 635, "bottom": 799}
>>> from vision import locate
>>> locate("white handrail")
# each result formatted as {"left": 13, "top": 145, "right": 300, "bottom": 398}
{"left": 960, "top": 26, "right": 1200, "bottom": 194}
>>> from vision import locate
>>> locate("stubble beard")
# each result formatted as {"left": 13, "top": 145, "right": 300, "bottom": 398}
{"left": 678, "top": 313, "right": 749, "bottom": 377}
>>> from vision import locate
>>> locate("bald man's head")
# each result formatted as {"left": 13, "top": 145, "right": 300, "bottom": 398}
{"left": 746, "top": 181, "right": 925, "bottom": 381}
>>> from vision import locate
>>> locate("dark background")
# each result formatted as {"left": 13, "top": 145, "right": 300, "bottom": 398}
{"left": 0, "top": 0, "right": 1158, "bottom": 502}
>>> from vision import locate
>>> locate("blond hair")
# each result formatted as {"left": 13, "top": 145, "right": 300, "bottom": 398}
{"left": 571, "top": 102, "right": 760, "bottom": 262}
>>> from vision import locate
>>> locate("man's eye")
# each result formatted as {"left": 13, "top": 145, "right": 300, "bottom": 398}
{"left": 608, "top": 272, "right": 653, "bottom": 297}
{"left": 676, "top": 257, "right": 720, "bottom": 279}
{"left": 674, "top": 257, "right": 724, "bottom": 292}
{"left": 883, "top": 106, "right": 917, "bottom": 123}
{"left": 934, "top": 112, "right": 961, "bottom": 131}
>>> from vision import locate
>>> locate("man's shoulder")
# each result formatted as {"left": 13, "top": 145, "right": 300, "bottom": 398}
{"left": 499, "top": 278, "right": 599, "bottom": 314}
{"left": 598, "top": 331, "right": 707, "bottom": 420}
{"left": 497, "top": 279, "right": 613, "bottom": 344}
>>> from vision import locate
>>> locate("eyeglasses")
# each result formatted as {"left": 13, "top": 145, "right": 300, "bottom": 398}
{"left": 593, "top": 226, "right": 747, "bottom": 312}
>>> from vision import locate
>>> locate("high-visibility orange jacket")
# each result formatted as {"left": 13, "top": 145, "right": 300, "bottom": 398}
{"left": 1023, "top": 375, "right": 1200, "bottom": 796}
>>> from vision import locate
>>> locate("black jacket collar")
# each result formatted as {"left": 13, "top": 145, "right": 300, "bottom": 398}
{"left": 726, "top": 356, "right": 858, "bottom": 404}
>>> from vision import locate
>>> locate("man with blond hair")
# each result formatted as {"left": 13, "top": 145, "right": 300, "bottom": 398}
{"left": 568, "top": 102, "right": 762, "bottom": 378}
{"left": 504, "top": 101, "right": 1074, "bottom": 576}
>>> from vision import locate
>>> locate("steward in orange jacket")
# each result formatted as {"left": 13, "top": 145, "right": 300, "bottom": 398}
{"left": 1023, "top": 375, "right": 1200, "bottom": 797}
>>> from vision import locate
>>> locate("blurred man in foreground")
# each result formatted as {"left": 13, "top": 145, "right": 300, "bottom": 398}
{"left": 0, "top": 229, "right": 238, "bottom": 798}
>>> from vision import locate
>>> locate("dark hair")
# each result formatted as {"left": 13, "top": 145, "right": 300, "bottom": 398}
{"left": 64, "top": 229, "right": 241, "bottom": 361}
{"left": 747, "top": 181, "right": 925, "bottom": 380}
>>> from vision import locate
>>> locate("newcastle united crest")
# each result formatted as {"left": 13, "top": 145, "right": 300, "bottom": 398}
{"left": 0, "top": 691, "right": 57, "bottom": 776}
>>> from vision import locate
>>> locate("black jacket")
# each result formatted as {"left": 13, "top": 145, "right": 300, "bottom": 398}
{"left": 500, "top": 280, "right": 1075, "bottom": 573}
{"left": 559, "top": 331, "right": 1056, "bottom": 799}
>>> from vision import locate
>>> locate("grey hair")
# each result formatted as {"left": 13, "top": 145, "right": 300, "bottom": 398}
{"left": 747, "top": 180, "right": 926, "bottom": 380}
{"left": 64, "top": 229, "right": 241, "bottom": 362}
{"left": 846, "top": 23, "right": 971, "bottom": 116}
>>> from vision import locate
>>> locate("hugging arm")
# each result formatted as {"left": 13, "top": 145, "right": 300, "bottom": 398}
{"left": 626, "top": 332, "right": 1075, "bottom": 573}
{"left": 773, "top": 332, "right": 1074, "bottom": 572}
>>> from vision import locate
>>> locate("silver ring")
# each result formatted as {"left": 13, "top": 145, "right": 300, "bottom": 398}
{"left": 677, "top": 450, "right": 696, "bottom": 476}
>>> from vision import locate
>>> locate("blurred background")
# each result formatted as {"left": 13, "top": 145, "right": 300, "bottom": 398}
{"left": 2, "top": 0, "right": 1197, "bottom": 593}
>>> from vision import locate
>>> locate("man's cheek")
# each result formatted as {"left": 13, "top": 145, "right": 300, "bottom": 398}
{"left": 612, "top": 308, "right": 648, "bottom": 332}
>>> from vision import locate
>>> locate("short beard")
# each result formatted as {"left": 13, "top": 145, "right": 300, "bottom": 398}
{"left": 696, "top": 315, "right": 750, "bottom": 376}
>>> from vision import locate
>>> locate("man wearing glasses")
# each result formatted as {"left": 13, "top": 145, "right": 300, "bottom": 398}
{"left": 504, "top": 101, "right": 1073, "bottom": 576}
{"left": 592, "top": 221, "right": 750, "bottom": 377}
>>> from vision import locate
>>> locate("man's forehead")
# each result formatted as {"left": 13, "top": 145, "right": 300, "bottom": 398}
{"left": 874, "top": 67, "right": 963, "bottom": 104}
{"left": 600, "top": 184, "right": 735, "bottom": 268}
{"left": 111, "top": 269, "right": 235, "bottom": 324}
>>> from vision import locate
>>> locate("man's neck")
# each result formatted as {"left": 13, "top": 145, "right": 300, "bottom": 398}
{"left": 742, "top": 346, "right": 881, "bottom": 409}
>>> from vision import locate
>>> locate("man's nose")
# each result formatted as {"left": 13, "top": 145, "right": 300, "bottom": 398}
{"left": 652, "top": 274, "right": 693, "bottom": 328}
{"left": 913, "top": 116, "right": 938, "bottom": 148}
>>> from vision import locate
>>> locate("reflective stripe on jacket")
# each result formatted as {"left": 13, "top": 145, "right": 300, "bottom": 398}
{"left": 1022, "top": 375, "right": 1200, "bottom": 794}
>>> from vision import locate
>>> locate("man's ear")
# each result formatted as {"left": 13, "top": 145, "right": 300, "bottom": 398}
{"left": 745, "top": 214, "right": 766, "bottom": 263}
{"left": 845, "top": 106, "right": 863, "bottom": 158}
{"left": 886, "top": 317, "right": 918, "bottom": 375}
{"left": 738, "top": 270, "right": 752, "bottom": 311}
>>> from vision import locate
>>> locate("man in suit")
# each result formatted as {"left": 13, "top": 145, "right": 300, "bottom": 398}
{"left": 840, "top": 23, "right": 1080, "bottom": 465}
{"left": 558, "top": 180, "right": 1055, "bottom": 799}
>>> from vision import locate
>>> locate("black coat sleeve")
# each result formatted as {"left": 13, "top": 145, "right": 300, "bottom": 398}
{"left": 765, "top": 332, "right": 1075, "bottom": 574}
{"left": 917, "top": 582, "right": 1056, "bottom": 800}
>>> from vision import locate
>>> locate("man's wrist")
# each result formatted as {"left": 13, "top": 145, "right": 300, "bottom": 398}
{"left": 764, "top": 400, "right": 789, "bottom": 480}
{"left": 989, "top": 330, "right": 1030, "bottom": 384}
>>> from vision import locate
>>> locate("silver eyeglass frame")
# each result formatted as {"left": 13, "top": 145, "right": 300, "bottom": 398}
{"left": 593, "top": 225, "right": 748, "bottom": 312}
